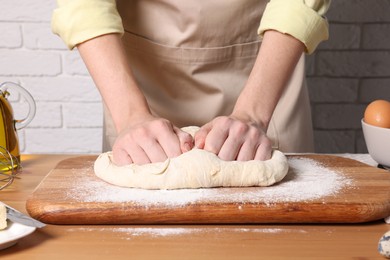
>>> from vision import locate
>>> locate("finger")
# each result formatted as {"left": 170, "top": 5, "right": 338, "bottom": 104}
{"left": 194, "top": 123, "right": 212, "bottom": 149}
{"left": 232, "top": 126, "right": 261, "bottom": 161}
{"left": 140, "top": 138, "right": 169, "bottom": 163}
{"left": 212, "top": 122, "right": 249, "bottom": 160}
{"left": 217, "top": 135, "right": 243, "bottom": 161}
{"left": 202, "top": 127, "right": 228, "bottom": 155}
{"left": 173, "top": 127, "right": 194, "bottom": 153}
{"left": 112, "top": 148, "right": 133, "bottom": 166}
{"left": 254, "top": 139, "right": 273, "bottom": 161}
{"left": 113, "top": 132, "right": 158, "bottom": 165}
{"left": 235, "top": 140, "right": 257, "bottom": 161}
{"left": 156, "top": 128, "right": 182, "bottom": 158}
{"left": 124, "top": 142, "right": 152, "bottom": 165}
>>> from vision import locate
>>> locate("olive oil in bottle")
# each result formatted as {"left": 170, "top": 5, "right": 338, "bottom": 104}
{"left": 0, "top": 91, "right": 20, "bottom": 172}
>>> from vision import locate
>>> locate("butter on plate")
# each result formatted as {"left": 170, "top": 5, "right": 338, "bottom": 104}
{"left": 0, "top": 204, "right": 6, "bottom": 230}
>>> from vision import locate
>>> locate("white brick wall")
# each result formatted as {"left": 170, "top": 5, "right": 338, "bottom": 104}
{"left": 0, "top": 0, "right": 102, "bottom": 154}
{"left": 0, "top": 0, "right": 389, "bottom": 155}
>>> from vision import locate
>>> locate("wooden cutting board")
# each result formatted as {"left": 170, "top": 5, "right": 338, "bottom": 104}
{"left": 26, "top": 154, "right": 390, "bottom": 224}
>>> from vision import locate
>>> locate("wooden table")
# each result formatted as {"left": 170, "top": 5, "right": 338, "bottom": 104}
{"left": 0, "top": 154, "right": 389, "bottom": 259}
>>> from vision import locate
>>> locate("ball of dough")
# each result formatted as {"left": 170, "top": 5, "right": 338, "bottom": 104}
{"left": 94, "top": 126, "right": 289, "bottom": 190}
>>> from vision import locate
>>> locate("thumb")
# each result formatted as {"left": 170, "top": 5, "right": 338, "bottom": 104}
{"left": 173, "top": 127, "right": 194, "bottom": 153}
{"left": 194, "top": 123, "right": 212, "bottom": 149}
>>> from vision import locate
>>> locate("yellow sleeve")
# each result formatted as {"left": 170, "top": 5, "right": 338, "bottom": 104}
{"left": 258, "top": 0, "right": 331, "bottom": 54}
{"left": 52, "top": 0, "right": 124, "bottom": 50}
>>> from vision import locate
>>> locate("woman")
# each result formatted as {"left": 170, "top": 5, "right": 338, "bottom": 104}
{"left": 52, "top": 0, "right": 330, "bottom": 165}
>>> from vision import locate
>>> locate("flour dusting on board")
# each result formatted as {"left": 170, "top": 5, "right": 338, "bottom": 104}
{"left": 67, "top": 227, "right": 308, "bottom": 239}
{"left": 65, "top": 157, "right": 353, "bottom": 206}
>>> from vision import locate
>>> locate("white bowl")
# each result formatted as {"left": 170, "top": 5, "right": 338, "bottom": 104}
{"left": 362, "top": 119, "right": 390, "bottom": 168}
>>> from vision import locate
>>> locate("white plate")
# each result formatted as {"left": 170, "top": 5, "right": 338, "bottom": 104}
{"left": 0, "top": 221, "right": 36, "bottom": 250}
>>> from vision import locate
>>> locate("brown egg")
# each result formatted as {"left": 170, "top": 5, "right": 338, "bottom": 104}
{"left": 364, "top": 99, "right": 390, "bottom": 128}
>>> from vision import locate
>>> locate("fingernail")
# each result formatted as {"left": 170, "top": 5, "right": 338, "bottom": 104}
{"left": 194, "top": 139, "right": 203, "bottom": 149}
{"left": 184, "top": 142, "right": 192, "bottom": 152}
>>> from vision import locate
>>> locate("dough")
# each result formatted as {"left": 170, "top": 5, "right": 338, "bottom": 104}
{"left": 94, "top": 126, "right": 289, "bottom": 190}
{"left": 0, "top": 204, "right": 6, "bottom": 230}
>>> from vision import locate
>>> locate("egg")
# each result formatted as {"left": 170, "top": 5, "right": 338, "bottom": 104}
{"left": 378, "top": 231, "right": 390, "bottom": 258}
{"left": 364, "top": 100, "right": 390, "bottom": 128}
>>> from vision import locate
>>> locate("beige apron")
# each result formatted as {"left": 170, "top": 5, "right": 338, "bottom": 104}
{"left": 103, "top": 0, "right": 314, "bottom": 153}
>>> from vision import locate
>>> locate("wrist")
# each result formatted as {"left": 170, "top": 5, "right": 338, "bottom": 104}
{"left": 113, "top": 105, "right": 153, "bottom": 133}
{"left": 231, "top": 105, "right": 271, "bottom": 131}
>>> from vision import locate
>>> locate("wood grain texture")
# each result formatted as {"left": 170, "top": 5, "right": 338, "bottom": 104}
{"left": 26, "top": 154, "right": 390, "bottom": 224}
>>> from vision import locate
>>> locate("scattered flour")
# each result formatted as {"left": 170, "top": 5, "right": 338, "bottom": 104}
{"left": 64, "top": 156, "right": 353, "bottom": 207}
{"left": 66, "top": 226, "right": 308, "bottom": 239}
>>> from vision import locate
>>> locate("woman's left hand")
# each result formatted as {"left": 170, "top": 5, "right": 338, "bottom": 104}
{"left": 194, "top": 30, "right": 305, "bottom": 162}
{"left": 194, "top": 116, "right": 272, "bottom": 161}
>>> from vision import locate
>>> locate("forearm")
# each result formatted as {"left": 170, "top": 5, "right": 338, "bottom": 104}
{"left": 77, "top": 33, "right": 151, "bottom": 132}
{"left": 232, "top": 30, "right": 305, "bottom": 129}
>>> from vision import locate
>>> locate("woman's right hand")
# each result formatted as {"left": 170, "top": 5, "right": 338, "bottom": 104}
{"left": 112, "top": 116, "right": 194, "bottom": 166}
{"left": 76, "top": 34, "right": 193, "bottom": 166}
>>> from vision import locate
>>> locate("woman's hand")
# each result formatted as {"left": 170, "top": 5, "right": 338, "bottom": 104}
{"left": 194, "top": 116, "right": 272, "bottom": 161}
{"left": 77, "top": 34, "right": 194, "bottom": 166}
{"left": 112, "top": 116, "right": 194, "bottom": 166}
{"left": 195, "top": 30, "right": 305, "bottom": 162}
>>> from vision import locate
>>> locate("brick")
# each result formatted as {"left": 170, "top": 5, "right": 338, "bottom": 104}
{"left": 20, "top": 76, "right": 100, "bottom": 102}
{"left": 362, "top": 24, "right": 390, "bottom": 50}
{"left": 26, "top": 102, "right": 62, "bottom": 128}
{"left": 314, "top": 130, "right": 355, "bottom": 153}
{"left": 8, "top": 101, "right": 61, "bottom": 128}
{"left": 24, "top": 128, "right": 102, "bottom": 153}
{"left": 0, "top": 77, "right": 22, "bottom": 85}
{"left": 312, "top": 104, "right": 366, "bottom": 129}
{"left": 63, "top": 51, "right": 90, "bottom": 76}
{"left": 0, "top": 50, "right": 61, "bottom": 76}
{"left": 318, "top": 23, "right": 360, "bottom": 50}
{"left": 307, "top": 77, "right": 359, "bottom": 103}
{"left": 23, "top": 23, "right": 67, "bottom": 50}
{"left": 359, "top": 79, "right": 390, "bottom": 102}
{"left": 327, "top": 0, "right": 390, "bottom": 23}
{"left": 63, "top": 102, "right": 103, "bottom": 128}
{"left": 0, "top": 0, "right": 56, "bottom": 22}
{"left": 0, "top": 23, "right": 22, "bottom": 48}
{"left": 317, "top": 51, "right": 390, "bottom": 77}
